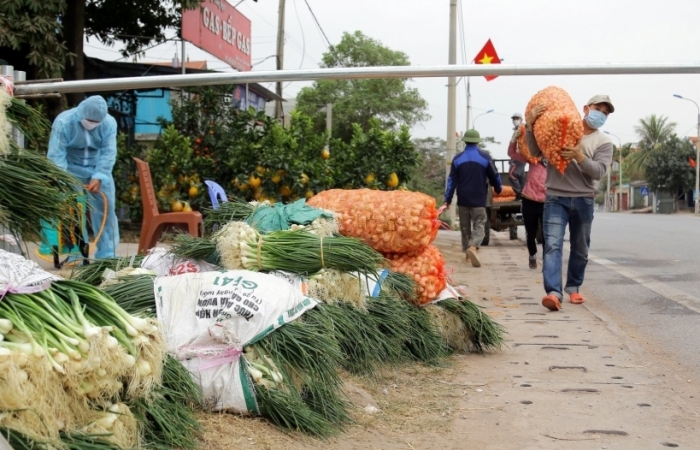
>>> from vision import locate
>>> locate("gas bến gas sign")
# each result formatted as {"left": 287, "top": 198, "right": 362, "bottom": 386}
{"left": 183, "top": 0, "right": 252, "bottom": 72}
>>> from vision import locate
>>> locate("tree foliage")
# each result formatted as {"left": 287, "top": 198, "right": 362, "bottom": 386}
{"left": 296, "top": 31, "right": 429, "bottom": 142}
{"left": 644, "top": 135, "right": 696, "bottom": 198}
{"left": 628, "top": 114, "right": 677, "bottom": 174}
{"left": 86, "top": 0, "right": 202, "bottom": 57}
{"left": 408, "top": 137, "right": 447, "bottom": 205}
{"left": 0, "top": 0, "right": 70, "bottom": 78}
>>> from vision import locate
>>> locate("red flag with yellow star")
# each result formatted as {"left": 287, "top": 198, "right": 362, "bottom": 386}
{"left": 474, "top": 39, "right": 501, "bottom": 81}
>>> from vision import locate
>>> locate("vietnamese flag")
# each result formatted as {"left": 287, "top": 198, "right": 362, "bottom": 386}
{"left": 474, "top": 39, "right": 501, "bottom": 81}
{"left": 690, "top": 156, "right": 697, "bottom": 169}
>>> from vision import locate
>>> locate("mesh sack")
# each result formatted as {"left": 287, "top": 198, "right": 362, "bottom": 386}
{"left": 307, "top": 189, "right": 439, "bottom": 253}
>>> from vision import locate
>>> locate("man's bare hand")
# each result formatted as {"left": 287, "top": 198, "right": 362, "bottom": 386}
{"left": 86, "top": 179, "right": 102, "bottom": 193}
{"left": 561, "top": 146, "right": 585, "bottom": 164}
{"left": 526, "top": 104, "right": 546, "bottom": 127}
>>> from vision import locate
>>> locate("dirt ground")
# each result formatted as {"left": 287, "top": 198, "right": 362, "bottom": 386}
{"left": 189, "top": 230, "right": 700, "bottom": 449}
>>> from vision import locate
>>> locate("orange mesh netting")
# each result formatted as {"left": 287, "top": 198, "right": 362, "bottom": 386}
{"left": 525, "top": 86, "right": 584, "bottom": 174}
{"left": 307, "top": 189, "right": 439, "bottom": 253}
{"left": 515, "top": 124, "right": 541, "bottom": 165}
{"left": 384, "top": 245, "right": 447, "bottom": 305}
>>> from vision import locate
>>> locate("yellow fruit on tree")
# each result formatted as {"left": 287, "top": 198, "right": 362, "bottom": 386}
{"left": 249, "top": 174, "right": 262, "bottom": 188}
{"left": 305, "top": 190, "right": 315, "bottom": 199}
{"left": 271, "top": 174, "right": 281, "bottom": 184}
{"left": 386, "top": 172, "right": 399, "bottom": 188}
{"left": 239, "top": 183, "right": 249, "bottom": 192}
{"left": 300, "top": 173, "right": 309, "bottom": 185}
{"left": 255, "top": 165, "right": 266, "bottom": 175}
{"left": 321, "top": 148, "right": 330, "bottom": 159}
{"left": 365, "top": 172, "right": 376, "bottom": 184}
{"left": 279, "top": 185, "right": 292, "bottom": 197}
{"left": 182, "top": 202, "right": 193, "bottom": 212}
{"left": 171, "top": 200, "right": 184, "bottom": 212}
{"left": 231, "top": 178, "right": 239, "bottom": 187}
{"left": 188, "top": 186, "right": 199, "bottom": 198}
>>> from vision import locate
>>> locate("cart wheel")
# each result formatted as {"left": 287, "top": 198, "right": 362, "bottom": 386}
{"left": 509, "top": 226, "right": 518, "bottom": 240}
{"left": 481, "top": 216, "right": 490, "bottom": 246}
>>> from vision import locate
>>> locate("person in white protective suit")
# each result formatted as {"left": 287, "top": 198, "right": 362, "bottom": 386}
{"left": 47, "top": 96, "right": 120, "bottom": 259}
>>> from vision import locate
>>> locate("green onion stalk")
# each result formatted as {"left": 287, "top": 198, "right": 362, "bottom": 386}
{"left": 6, "top": 97, "right": 52, "bottom": 152}
{"left": 70, "top": 255, "right": 146, "bottom": 286}
{"left": 302, "top": 302, "right": 399, "bottom": 376}
{"left": 366, "top": 292, "right": 449, "bottom": 364}
{"left": 202, "top": 198, "right": 255, "bottom": 234}
{"left": 0, "top": 143, "right": 82, "bottom": 243}
{"left": 437, "top": 299, "right": 505, "bottom": 353}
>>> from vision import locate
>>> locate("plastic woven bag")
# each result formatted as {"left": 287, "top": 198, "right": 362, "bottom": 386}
{"left": 307, "top": 189, "right": 439, "bottom": 253}
{"left": 525, "top": 86, "right": 584, "bottom": 173}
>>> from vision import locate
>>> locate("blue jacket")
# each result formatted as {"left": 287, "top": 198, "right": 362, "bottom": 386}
{"left": 47, "top": 102, "right": 118, "bottom": 183}
{"left": 444, "top": 144, "right": 502, "bottom": 208}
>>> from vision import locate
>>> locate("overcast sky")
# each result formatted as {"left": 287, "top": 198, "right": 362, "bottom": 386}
{"left": 86, "top": 0, "right": 700, "bottom": 160}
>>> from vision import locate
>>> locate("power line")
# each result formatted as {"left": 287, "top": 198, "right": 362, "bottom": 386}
{"left": 302, "top": 0, "right": 332, "bottom": 48}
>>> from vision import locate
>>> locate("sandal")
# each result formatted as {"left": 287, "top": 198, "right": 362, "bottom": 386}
{"left": 569, "top": 293, "right": 585, "bottom": 304}
{"left": 542, "top": 294, "right": 562, "bottom": 311}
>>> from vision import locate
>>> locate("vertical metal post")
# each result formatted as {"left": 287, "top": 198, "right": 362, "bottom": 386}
{"left": 445, "top": 0, "right": 458, "bottom": 225}
{"left": 466, "top": 76, "right": 471, "bottom": 130}
{"left": 275, "top": 0, "right": 286, "bottom": 120}
{"left": 1, "top": 66, "right": 17, "bottom": 152}
{"left": 325, "top": 103, "right": 332, "bottom": 150}
{"left": 12, "top": 70, "right": 26, "bottom": 148}
{"left": 246, "top": 84, "right": 250, "bottom": 110}
{"left": 182, "top": 40, "right": 186, "bottom": 75}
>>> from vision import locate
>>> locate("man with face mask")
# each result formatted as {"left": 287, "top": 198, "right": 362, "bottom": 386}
{"left": 508, "top": 113, "right": 527, "bottom": 199}
{"left": 525, "top": 95, "right": 614, "bottom": 311}
{"left": 48, "top": 96, "right": 119, "bottom": 259}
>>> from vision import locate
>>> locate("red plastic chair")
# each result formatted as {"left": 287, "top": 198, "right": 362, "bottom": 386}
{"left": 133, "top": 158, "right": 202, "bottom": 254}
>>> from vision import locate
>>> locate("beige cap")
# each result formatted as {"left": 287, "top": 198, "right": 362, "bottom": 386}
{"left": 587, "top": 95, "right": 615, "bottom": 113}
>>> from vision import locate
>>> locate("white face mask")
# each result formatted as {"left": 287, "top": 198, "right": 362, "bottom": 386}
{"left": 512, "top": 119, "right": 522, "bottom": 127}
{"left": 81, "top": 119, "right": 100, "bottom": 131}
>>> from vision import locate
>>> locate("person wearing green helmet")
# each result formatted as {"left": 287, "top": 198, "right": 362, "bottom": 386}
{"left": 443, "top": 129, "right": 502, "bottom": 267}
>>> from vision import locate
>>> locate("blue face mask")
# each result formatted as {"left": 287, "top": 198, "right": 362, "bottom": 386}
{"left": 585, "top": 109, "right": 607, "bottom": 129}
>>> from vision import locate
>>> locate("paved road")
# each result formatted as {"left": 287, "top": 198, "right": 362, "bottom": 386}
{"left": 517, "top": 211, "right": 700, "bottom": 376}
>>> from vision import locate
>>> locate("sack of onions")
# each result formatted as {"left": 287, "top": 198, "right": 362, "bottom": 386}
{"left": 307, "top": 189, "right": 440, "bottom": 253}
{"left": 384, "top": 246, "right": 447, "bottom": 305}
{"left": 525, "top": 86, "right": 584, "bottom": 173}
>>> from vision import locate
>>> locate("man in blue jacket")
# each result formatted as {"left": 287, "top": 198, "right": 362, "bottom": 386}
{"left": 48, "top": 96, "right": 119, "bottom": 259}
{"left": 443, "top": 129, "right": 502, "bottom": 267}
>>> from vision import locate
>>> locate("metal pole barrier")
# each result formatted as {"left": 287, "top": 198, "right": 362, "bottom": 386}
{"left": 15, "top": 62, "right": 700, "bottom": 96}
{"left": 12, "top": 70, "right": 26, "bottom": 148}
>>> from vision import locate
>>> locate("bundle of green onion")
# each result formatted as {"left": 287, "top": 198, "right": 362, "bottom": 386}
{"left": 7, "top": 97, "right": 52, "bottom": 151}
{"left": 0, "top": 144, "right": 81, "bottom": 242}
{"left": 0, "top": 280, "right": 166, "bottom": 447}
{"left": 212, "top": 221, "right": 385, "bottom": 276}
{"left": 202, "top": 198, "right": 255, "bottom": 233}
{"left": 70, "top": 255, "right": 146, "bottom": 286}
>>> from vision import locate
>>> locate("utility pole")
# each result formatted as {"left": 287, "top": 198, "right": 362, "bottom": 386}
{"left": 445, "top": 0, "right": 458, "bottom": 226}
{"left": 465, "top": 76, "right": 471, "bottom": 130}
{"left": 275, "top": 0, "right": 286, "bottom": 120}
